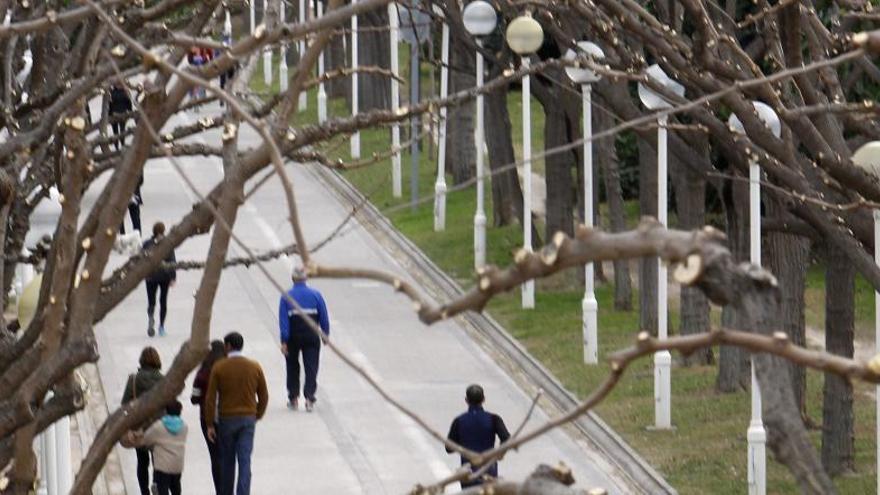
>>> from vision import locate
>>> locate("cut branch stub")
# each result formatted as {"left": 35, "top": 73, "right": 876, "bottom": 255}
{"left": 672, "top": 253, "right": 703, "bottom": 285}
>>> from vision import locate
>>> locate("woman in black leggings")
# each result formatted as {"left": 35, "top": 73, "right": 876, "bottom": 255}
{"left": 143, "top": 222, "right": 177, "bottom": 337}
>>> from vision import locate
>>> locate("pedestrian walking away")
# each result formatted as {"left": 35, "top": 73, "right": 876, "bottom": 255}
{"left": 129, "top": 400, "right": 189, "bottom": 495}
{"left": 190, "top": 340, "right": 226, "bottom": 493}
{"left": 205, "top": 332, "right": 269, "bottom": 495}
{"left": 121, "top": 347, "right": 165, "bottom": 495}
{"left": 108, "top": 81, "right": 132, "bottom": 151}
{"left": 445, "top": 384, "right": 511, "bottom": 488}
{"left": 278, "top": 265, "right": 329, "bottom": 412}
{"left": 143, "top": 222, "right": 176, "bottom": 337}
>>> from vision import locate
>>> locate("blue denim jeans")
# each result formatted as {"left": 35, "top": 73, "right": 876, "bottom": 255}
{"left": 218, "top": 416, "right": 256, "bottom": 495}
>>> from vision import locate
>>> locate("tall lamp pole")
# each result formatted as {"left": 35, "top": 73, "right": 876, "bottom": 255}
{"left": 565, "top": 41, "right": 605, "bottom": 364}
{"left": 389, "top": 2, "right": 402, "bottom": 197}
{"left": 250, "top": 0, "right": 255, "bottom": 35}
{"left": 316, "top": 0, "right": 328, "bottom": 122}
{"left": 637, "top": 64, "right": 684, "bottom": 430}
{"left": 851, "top": 141, "right": 880, "bottom": 495}
{"left": 462, "top": 1, "right": 497, "bottom": 270}
{"left": 728, "top": 102, "right": 780, "bottom": 495}
{"left": 279, "top": 1, "right": 288, "bottom": 92}
{"left": 351, "top": 0, "right": 361, "bottom": 159}
{"left": 506, "top": 14, "right": 543, "bottom": 309}
{"left": 433, "top": 7, "right": 450, "bottom": 230}
{"left": 262, "top": 0, "right": 272, "bottom": 86}
{"left": 297, "top": 0, "right": 307, "bottom": 109}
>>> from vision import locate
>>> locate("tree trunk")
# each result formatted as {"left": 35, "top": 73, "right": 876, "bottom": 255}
{"left": 764, "top": 200, "right": 810, "bottom": 414}
{"left": 638, "top": 138, "right": 658, "bottom": 334}
{"left": 596, "top": 110, "right": 632, "bottom": 310}
{"left": 325, "top": 24, "right": 348, "bottom": 98}
{"left": 484, "top": 82, "right": 523, "bottom": 227}
{"left": 673, "top": 146, "right": 711, "bottom": 365}
{"left": 543, "top": 104, "right": 576, "bottom": 240}
{"left": 716, "top": 176, "right": 751, "bottom": 392}
{"left": 355, "top": 7, "right": 390, "bottom": 111}
{"left": 821, "top": 243, "right": 855, "bottom": 475}
{"left": 446, "top": 36, "right": 475, "bottom": 184}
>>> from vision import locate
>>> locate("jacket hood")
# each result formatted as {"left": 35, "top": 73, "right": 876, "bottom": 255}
{"left": 162, "top": 415, "right": 184, "bottom": 435}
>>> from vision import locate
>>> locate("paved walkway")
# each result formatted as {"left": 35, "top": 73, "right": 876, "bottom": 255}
{"left": 86, "top": 102, "right": 633, "bottom": 494}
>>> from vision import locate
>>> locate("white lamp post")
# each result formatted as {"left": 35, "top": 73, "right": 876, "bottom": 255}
{"left": 249, "top": 0, "right": 255, "bottom": 35}
{"left": 637, "top": 64, "right": 684, "bottom": 430}
{"left": 434, "top": 7, "right": 450, "bottom": 230}
{"left": 506, "top": 14, "right": 543, "bottom": 309}
{"left": 262, "top": 0, "right": 272, "bottom": 86}
{"left": 297, "top": 0, "right": 307, "bottom": 110}
{"left": 462, "top": 0, "right": 496, "bottom": 270}
{"left": 279, "top": 1, "right": 288, "bottom": 92}
{"left": 317, "top": 0, "right": 328, "bottom": 122}
{"left": 851, "top": 141, "right": 880, "bottom": 495}
{"left": 728, "top": 101, "right": 781, "bottom": 495}
{"left": 351, "top": 0, "right": 361, "bottom": 159}
{"left": 565, "top": 41, "right": 605, "bottom": 364}
{"left": 389, "top": 2, "right": 402, "bottom": 197}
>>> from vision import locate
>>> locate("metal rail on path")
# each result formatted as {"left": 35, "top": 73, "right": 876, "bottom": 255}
{"left": 307, "top": 164, "right": 677, "bottom": 495}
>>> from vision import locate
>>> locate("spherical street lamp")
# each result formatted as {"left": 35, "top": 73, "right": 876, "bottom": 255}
{"left": 565, "top": 41, "right": 605, "bottom": 364}
{"left": 505, "top": 14, "right": 543, "bottom": 310}
{"left": 462, "top": 1, "right": 497, "bottom": 270}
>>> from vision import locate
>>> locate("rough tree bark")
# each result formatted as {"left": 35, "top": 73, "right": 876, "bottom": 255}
{"left": 483, "top": 79, "right": 523, "bottom": 227}
{"left": 596, "top": 109, "right": 632, "bottom": 310}
{"left": 353, "top": 6, "right": 390, "bottom": 111}
{"left": 446, "top": 39, "right": 476, "bottom": 184}
{"left": 716, "top": 176, "right": 751, "bottom": 392}
{"left": 821, "top": 243, "right": 855, "bottom": 475}
{"left": 638, "top": 138, "right": 658, "bottom": 334}
{"left": 673, "top": 141, "right": 711, "bottom": 365}
{"left": 764, "top": 199, "right": 810, "bottom": 414}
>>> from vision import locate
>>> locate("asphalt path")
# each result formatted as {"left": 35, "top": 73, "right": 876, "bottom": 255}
{"left": 81, "top": 101, "right": 633, "bottom": 494}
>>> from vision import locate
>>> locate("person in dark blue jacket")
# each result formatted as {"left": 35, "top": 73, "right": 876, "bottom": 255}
{"left": 446, "top": 384, "right": 511, "bottom": 488}
{"left": 278, "top": 266, "right": 329, "bottom": 412}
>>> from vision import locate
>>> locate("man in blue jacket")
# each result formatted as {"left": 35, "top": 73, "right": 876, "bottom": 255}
{"left": 278, "top": 266, "right": 329, "bottom": 412}
{"left": 446, "top": 384, "right": 511, "bottom": 488}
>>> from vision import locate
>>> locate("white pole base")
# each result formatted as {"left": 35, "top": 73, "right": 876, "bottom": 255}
{"left": 522, "top": 279, "right": 535, "bottom": 309}
{"left": 474, "top": 213, "right": 487, "bottom": 270}
{"left": 747, "top": 422, "right": 767, "bottom": 495}
{"left": 298, "top": 91, "right": 307, "bottom": 112}
{"left": 434, "top": 180, "right": 447, "bottom": 231}
{"left": 317, "top": 88, "right": 328, "bottom": 122}
{"left": 279, "top": 63, "right": 289, "bottom": 93}
{"left": 653, "top": 350, "right": 673, "bottom": 429}
{"left": 351, "top": 132, "right": 361, "bottom": 159}
{"left": 263, "top": 51, "right": 272, "bottom": 87}
{"left": 56, "top": 415, "right": 72, "bottom": 493}
{"left": 582, "top": 294, "right": 598, "bottom": 364}
{"left": 392, "top": 152, "right": 402, "bottom": 198}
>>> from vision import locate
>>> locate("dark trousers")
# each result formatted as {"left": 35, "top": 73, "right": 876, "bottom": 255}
{"left": 111, "top": 121, "right": 126, "bottom": 150}
{"left": 154, "top": 470, "right": 181, "bottom": 495}
{"left": 120, "top": 202, "right": 142, "bottom": 234}
{"left": 200, "top": 414, "right": 222, "bottom": 493}
{"left": 135, "top": 447, "right": 151, "bottom": 495}
{"left": 218, "top": 416, "right": 256, "bottom": 495}
{"left": 146, "top": 280, "right": 170, "bottom": 326}
{"left": 285, "top": 334, "right": 321, "bottom": 401}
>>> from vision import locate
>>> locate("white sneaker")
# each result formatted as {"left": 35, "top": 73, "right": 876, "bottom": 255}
{"left": 287, "top": 398, "right": 299, "bottom": 411}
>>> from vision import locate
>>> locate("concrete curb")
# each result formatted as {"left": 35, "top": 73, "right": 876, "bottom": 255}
{"left": 307, "top": 164, "right": 677, "bottom": 495}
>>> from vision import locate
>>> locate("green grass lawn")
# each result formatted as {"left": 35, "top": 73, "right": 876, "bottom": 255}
{"left": 253, "top": 57, "right": 877, "bottom": 493}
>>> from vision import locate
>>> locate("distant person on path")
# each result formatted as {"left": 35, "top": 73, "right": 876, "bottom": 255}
{"left": 445, "top": 384, "right": 511, "bottom": 488}
{"left": 190, "top": 340, "right": 226, "bottom": 493}
{"left": 108, "top": 82, "right": 132, "bottom": 151}
{"left": 132, "top": 400, "right": 189, "bottom": 495}
{"left": 122, "top": 347, "right": 164, "bottom": 495}
{"left": 205, "top": 332, "right": 269, "bottom": 495}
{"left": 278, "top": 266, "right": 329, "bottom": 412}
{"left": 142, "top": 222, "right": 176, "bottom": 337}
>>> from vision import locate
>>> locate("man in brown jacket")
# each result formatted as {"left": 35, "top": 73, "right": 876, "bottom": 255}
{"left": 205, "top": 332, "right": 269, "bottom": 495}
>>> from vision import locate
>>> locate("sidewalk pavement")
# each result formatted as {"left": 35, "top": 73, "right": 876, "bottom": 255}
{"left": 86, "top": 101, "right": 634, "bottom": 494}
